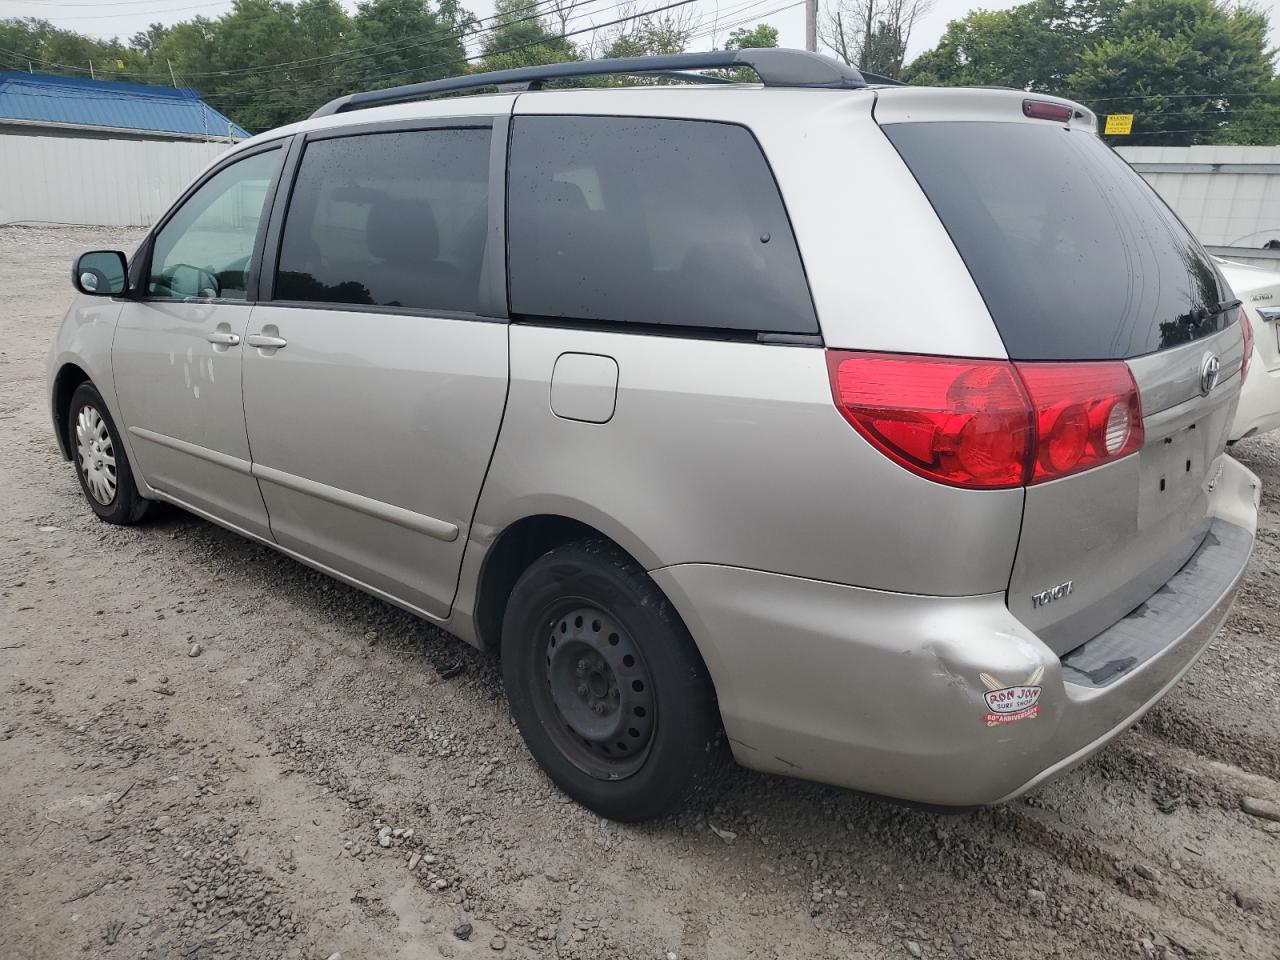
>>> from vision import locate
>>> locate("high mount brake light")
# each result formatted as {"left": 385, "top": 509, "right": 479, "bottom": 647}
{"left": 827, "top": 352, "right": 1144, "bottom": 490}
{"left": 1023, "top": 99, "right": 1074, "bottom": 123}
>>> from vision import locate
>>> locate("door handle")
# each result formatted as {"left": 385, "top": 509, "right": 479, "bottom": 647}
{"left": 206, "top": 331, "right": 241, "bottom": 346}
{"left": 246, "top": 334, "right": 288, "bottom": 349}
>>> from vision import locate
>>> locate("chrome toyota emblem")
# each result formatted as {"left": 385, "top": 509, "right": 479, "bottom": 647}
{"left": 1199, "top": 353, "right": 1221, "bottom": 396}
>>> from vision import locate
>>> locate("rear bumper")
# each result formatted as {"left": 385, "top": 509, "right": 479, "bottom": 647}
{"left": 650, "top": 456, "right": 1260, "bottom": 807}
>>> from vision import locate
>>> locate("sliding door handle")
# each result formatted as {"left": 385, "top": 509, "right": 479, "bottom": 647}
{"left": 246, "top": 333, "right": 288, "bottom": 349}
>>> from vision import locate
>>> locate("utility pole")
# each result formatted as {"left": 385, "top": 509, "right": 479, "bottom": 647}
{"left": 168, "top": 59, "right": 178, "bottom": 88}
{"left": 88, "top": 61, "right": 95, "bottom": 80}
{"left": 805, "top": 0, "right": 817, "bottom": 52}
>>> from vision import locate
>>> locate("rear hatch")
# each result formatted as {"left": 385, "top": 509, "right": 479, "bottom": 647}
{"left": 877, "top": 92, "right": 1245, "bottom": 655}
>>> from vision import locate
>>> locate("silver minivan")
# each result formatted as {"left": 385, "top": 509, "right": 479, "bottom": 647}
{"left": 49, "top": 50, "right": 1260, "bottom": 821}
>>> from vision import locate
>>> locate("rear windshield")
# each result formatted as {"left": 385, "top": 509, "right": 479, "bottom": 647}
{"left": 882, "top": 121, "right": 1227, "bottom": 361}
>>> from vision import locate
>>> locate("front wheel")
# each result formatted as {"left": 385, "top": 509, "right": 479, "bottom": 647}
{"left": 501, "top": 539, "right": 724, "bottom": 821}
{"left": 67, "top": 382, "right": 150, "bottom": 525}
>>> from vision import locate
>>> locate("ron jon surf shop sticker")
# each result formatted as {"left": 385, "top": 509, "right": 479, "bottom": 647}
{"left": 979, "top": 667, "right": 1044, "bottom": 726}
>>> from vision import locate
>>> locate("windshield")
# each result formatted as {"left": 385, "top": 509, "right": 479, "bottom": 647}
{"left": 882, "top": 121, "right": 1228, "bottom": 361}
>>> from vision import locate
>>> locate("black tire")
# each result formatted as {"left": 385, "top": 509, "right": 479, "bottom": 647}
{"left": 501, "top": 538, "right": 724, "bottom": 821}
{"left": 66, "top": 382, "right": 151, "bottom": 525}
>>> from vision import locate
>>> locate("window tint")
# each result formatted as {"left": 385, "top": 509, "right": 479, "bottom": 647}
{"left": 883, "top": 121, "right": 1226, "bottom": 360}
{"left": 507, "top": 116, "right": 817, "bottom": 335}
{"left": 148, "top": 147, "right": 279, "bottom": 300}
{"left": 275, "top": 128, "right": 491, "bottom": 314}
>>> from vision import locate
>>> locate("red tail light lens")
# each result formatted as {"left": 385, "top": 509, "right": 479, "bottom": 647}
{"left": 827, "top": 352, "right": 1144, "bottom": 489}
{"left": 826, "top": 353, "right": 1033, "bottom": 488}
{"left": 1239, "top": 307, "right": 1253, "bottom": 382}
{"left": 1015, "top": 362, "right": 1144, "bottom": 482}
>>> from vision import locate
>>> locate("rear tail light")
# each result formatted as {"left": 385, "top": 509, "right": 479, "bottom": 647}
{"left": 1015, "top": 362, "right": 1144, "bottom": 482}
{"left": 827, "top": 351, "right": 1144, "bottom": 489}
{"left": 1239, "top": 307, "right": 1253, "bottom": 382}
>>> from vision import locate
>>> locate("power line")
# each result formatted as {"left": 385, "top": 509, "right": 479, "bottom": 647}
{"left": 1, "top": 0, "right": 804, "bottom": 123}
{"left": 3, "top": 0, "right": 725, "bottom": 117}
{"left": 176, "top": 0, "right": 641, "bottom": 109}
{"left": 1086, "top": 90, "right": 1280, "bottom": 103}
{"left": 6, "top": 0, "right": 235, "bottom": 19}
{"left": 213, "top": 0, "right": 770, "bottom": 104}
{"left": 4, "top": 0, "right": 219, "bottom": 6}
{"left": 290, "top": 0, "right": 771, "bottom": 102}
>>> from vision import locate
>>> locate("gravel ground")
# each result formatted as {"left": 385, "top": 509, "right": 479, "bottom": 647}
{"left": 1, "top": 225, "right": 1279, "bottom": 960}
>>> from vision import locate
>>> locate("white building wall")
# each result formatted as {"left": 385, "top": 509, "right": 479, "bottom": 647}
{"left": 1117, "top": 144, "right": 1280, "bottom": 274}
{"left": 0, "top": 131, "right": 234, "bottom": 228}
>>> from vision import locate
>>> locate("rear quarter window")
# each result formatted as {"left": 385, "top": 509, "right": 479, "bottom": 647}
{"left": 507, "top": 116, "right": 818, "bottom": 335}
{"left": 883, "top": 121, "right": 1227, "bottom": 361}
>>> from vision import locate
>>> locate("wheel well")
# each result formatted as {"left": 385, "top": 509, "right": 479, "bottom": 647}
{"left": 52, "top": 363, "right": 91, "bottom": 459}
{"left": 475, "top": 515, "right": 612, "bottom": 654}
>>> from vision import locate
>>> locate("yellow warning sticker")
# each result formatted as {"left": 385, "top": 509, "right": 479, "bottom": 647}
{"left": 1104, "top": 114, "right": 1134, "bottom": 135}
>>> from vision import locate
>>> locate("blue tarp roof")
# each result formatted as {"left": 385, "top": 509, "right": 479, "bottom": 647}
{"left": 0, "top": 71, "right": 249, "bottom": 139}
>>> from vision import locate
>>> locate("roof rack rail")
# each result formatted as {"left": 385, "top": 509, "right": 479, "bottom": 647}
{"left": 857, "top": 70, "right": 906, "bottom": 86}
{"left": 310, "top": 48, "right": 866, "bottom": 119}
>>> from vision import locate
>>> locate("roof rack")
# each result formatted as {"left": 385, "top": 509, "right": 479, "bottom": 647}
{"left": 857, "top": 70, "right": 906, "bottom": 86}
{"left": 310, "top": 48, "right": 867, "bottom": 119}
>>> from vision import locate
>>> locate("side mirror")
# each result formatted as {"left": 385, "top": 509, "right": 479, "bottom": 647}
{"left": 73, "top": 250, "right": 129, "bottom": 297}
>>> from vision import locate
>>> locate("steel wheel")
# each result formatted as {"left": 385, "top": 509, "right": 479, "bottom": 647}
{"left": 502, "top": 540, "right": 725, "bottom": 820}
{"left": 75, "top": 403, "right": 117, "bottom": 505}
{"left": 539, "top": 604, "right": 656, "bottom": 779}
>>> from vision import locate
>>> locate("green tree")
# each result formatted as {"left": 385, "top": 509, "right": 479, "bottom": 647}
{"left": 904, "top": 0, "right": 1276, "bottom": 146}
{"left": 603, "top": 11, "right": 693, "bottom": 60}
{"left": 148, "top": 16, "right": 219, "bottom": 87}
{"left": 151, "top": 0, "right": 468, "bottom": 133}
{"left": 0, "top": 18, "right": 57, "bottom": 71}
{"left": 725, "top": 24, "right": 779, "bottom": 49}
{"left": 1069, "top": 0, "right": 1274, "bottom": 145}
{"left": 1215, "top": 77, "right": 1280, "bottom": 145}
{"left": 128, "top": 23, "right": 171, "bottom": 63}
{"left": 479, "top": 0, "right": 576, "bottom": 72}
{"left": 0, "top": 16, "right": 148, "bottom": 79}
{"left": 902, "top": 0, "right": 1108, "bottom": 91}
{"left": 2, "top": 1, "right": 481, "bottom": 131}
{"left": 342, "top": 0, "right": 465, "bottom": 89}
{"left": 821, "top": 0, "right": 934, "bottom": 76}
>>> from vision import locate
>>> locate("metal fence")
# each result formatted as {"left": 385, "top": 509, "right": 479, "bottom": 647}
{"left": 0, "top": 131, "right": 234, "bottom": 228}
{"left": 1117, "top": 145, "right": 1280, "bottom": 273}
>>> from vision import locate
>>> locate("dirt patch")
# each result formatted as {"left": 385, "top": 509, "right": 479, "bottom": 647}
{"left": 2, "top": 226, "right": 1278, "bottom": 960}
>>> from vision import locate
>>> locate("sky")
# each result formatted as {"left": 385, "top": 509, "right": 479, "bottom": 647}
{"left": 1, "top": 0, "right": 1279, "bottom": 66}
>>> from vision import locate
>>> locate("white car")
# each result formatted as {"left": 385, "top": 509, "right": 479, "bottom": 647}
{"left": 1218, "top": 257, "right": 1280, "bottom": 440}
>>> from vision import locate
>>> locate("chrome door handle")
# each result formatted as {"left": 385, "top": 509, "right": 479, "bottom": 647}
{"left": 206, "top": 331, "right": 240, "bottom": 346}
{"left": 246, "top": 334, "right": 288, "bottom": 349}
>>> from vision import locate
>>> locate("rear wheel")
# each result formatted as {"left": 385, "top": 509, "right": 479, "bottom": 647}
{"left": 501, "top": 539, "right": 723, "bottom": 821}
{"left": 67, "top": 382, "right": 150, "bottom": 525}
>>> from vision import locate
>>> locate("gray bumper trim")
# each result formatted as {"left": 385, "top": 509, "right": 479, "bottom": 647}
{"left": 1060, "top": 518, "right": 1252, "bottom": 688}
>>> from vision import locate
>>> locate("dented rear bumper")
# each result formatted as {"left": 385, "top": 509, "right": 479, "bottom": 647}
{"left": 649, "top": 456, "right": 1260, "bottom": 807}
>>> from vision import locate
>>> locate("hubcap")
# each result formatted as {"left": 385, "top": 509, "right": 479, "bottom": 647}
{"left": 75, "top": 404, "right": 117, "bottom": 505}
{"left": 542, "top": 606, "right": 655, "bottom": 777}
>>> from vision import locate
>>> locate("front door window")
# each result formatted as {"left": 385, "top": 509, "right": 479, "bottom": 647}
{"left": 148, "top": 148, "right": 280, "bottom": 300}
